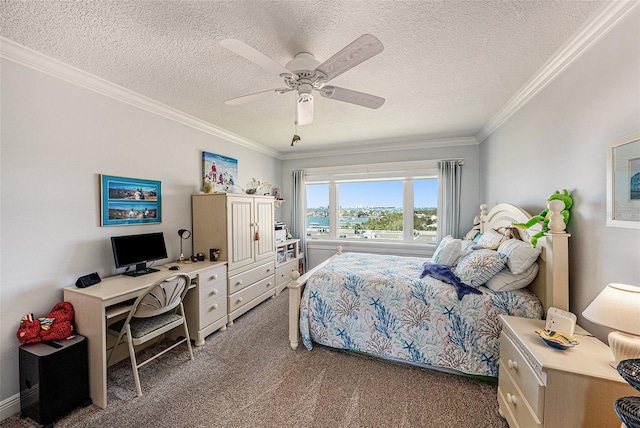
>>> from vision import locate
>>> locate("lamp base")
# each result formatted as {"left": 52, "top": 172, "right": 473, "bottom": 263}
{"left": 608, "top": 331, "right": 640, "bottom": 369}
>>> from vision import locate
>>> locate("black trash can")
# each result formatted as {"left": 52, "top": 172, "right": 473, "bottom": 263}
{"left": 19, "top": 335, "right": 91, "bottom": 426}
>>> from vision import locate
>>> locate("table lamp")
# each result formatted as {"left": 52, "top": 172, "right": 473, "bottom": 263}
{"left": 177, "top": 229, "right": 191, "bottom": 262}
{"left": 582, "top": 283, "right": 640, "bottom": 368}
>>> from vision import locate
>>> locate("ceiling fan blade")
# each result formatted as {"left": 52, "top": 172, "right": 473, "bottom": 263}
{"left": 224, "top": 88, "right": 291, "bottom": 106}
{"left": 220, "top": 39, "right": 295, "bottom": 77}
{"left": 320, "top": 86, "right": 385, "bottom": 109}
{"left": 296, "top": 95, "right": 314, "bottom": 125}
{"left": 315, "top": 34, "right": 384, "bottom": 81}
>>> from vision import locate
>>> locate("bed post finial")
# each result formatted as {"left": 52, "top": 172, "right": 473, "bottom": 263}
{"left": 480, "top": 204, "right": 488, "bottom": 233}
{"left": 547, "top": 200, "right": 566, "bottom": 233}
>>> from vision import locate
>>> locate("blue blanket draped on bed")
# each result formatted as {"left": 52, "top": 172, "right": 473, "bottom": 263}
{"left": 299, "top": 252, "right": 543, "bottom": 377}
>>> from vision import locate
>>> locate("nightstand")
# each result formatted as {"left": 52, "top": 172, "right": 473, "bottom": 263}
{"left": 498, "top": 315, "right": 637, "bottom": 428}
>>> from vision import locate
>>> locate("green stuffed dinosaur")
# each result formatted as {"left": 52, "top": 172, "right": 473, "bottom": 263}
{"left": 512, "top": 189, "right": 573, "bottom": 247}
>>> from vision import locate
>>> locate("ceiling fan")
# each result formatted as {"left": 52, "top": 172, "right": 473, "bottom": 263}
{"left": 220, "top": 34, "right": 385, "bottom": 126}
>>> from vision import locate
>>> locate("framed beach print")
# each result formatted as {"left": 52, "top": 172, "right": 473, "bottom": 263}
{"left": 100, "top": 175, "right": 162, "bottom": 226}
{"left": 607, "top": 131, "right": 640, "bottom": 229}
{"left": 202, "top": 151, "right": 238, "bottom": 193}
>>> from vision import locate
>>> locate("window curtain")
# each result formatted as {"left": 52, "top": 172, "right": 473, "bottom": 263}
{"left": 291, "top": 170, "right": 307, "bottom": 269}
{"left": 436, "top": 160, "right": 462, "bottom": 242}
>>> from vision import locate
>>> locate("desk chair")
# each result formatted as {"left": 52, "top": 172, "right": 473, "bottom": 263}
{"left": 107, "top": 273, "right": 194, "bottom": 396}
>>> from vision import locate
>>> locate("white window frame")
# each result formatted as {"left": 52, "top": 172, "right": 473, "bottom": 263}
{"left": 305, "top": 160, "right": 441, "bottom": 250}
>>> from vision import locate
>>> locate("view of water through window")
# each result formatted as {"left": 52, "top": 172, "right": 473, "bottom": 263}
{"left": 306, "top": 180, "right": 438, "bottom": 242}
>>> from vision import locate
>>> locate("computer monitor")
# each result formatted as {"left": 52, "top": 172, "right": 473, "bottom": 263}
{"left": 111, "top": 232, "right": 168, "bottom": 277}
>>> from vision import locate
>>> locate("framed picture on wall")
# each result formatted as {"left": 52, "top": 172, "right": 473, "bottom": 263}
{"left": 202, "top": 151, "right": 238, "bottom": 193}
{"left": 607, "top": 131, "right": 640, "bottom": 229}
{"left": 100, "top": 175, "right": 162, "bottom": 226}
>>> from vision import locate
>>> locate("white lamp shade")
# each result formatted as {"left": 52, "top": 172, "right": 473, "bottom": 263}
{"left": 582, "top": 283, "right": 640, "bottom": 336}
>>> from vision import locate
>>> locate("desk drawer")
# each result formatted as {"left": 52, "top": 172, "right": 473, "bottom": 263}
{"left": 228, "top": 275, "right": 275, "bottom": 312}
{"left": 200, "top": 275, "right": 226, "bottom": 304}
{"left": 199, "top": 294, "right": 227, "bottom": 327}
{"left": 228, "top": 261, "right": 274, "bottom": 294}
{"left": 500, "top": 332, "right": 545, "bottom": 421}
{"left": 198, "top": 266, "right": 226, "bottom": 296}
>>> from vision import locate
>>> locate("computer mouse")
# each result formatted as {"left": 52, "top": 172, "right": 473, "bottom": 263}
{"left": 169, "top": 266, "right": 180, "bottom": 270}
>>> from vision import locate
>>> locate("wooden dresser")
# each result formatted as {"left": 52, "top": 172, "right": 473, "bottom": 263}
{"left": 498, "top": 315, "right": 636, "bottom": 428}
{"left": 192, "top": 193, "right": 275, "bottom": 326}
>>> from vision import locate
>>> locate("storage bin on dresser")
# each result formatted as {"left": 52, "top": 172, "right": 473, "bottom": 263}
{"left": 192, "top": 193, "right": 275, "bottom": 326}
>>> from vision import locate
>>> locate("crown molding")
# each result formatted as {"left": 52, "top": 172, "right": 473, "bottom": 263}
{"left": 0, "top": 37, "right": 280, "bottom": 158}
{"left": 279, "top": 136, "right": 478, "bottom": 160}
{"left": 476, "top": 0, "right": 640, "bottom": 143}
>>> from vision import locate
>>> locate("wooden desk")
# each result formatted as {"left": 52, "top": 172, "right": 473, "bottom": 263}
{"left": 64, "top": 261, "right": 226, "bottom": 409}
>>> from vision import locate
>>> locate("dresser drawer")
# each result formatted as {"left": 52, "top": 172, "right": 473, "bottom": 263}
{"left": 228, "top": 261, "right": 274, "bottom": 293}
{"left": 500, "top": 331, "right": 545, "bottom": 421}
{"left": 499, "top": 363, "right": 542, "bottom": 428}
{"left": 199, "top": 294, "right": 227, "bottom": 327}
{"left": 228, "top": 275, "right": 275, "bottom": 312}
{"left": 276, "top": 259, "right": 299, "bottom": 288}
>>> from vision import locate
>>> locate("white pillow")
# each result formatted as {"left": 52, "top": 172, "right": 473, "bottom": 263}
{"left": 432, "top": 235, "right": 462, "bottom": 266}
{"left": 476, "top": 229, "right": 504, "bottom": 248}
{"left": 486, "top": 263, "right": 539, "bottom": 292}
{"left": 453, "top": 249, "right": 507, "bottom": 287}
{"left": 497, "top": 239, "right": 542, "bottom": 275}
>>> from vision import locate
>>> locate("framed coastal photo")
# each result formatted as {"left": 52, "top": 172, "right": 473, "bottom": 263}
{"left": 100, "top": 175, "right": 161, "bottom": 226}
{"left": 202, "top": 151, "right": 238, "bottom": 193}
{"left": 607, "top": 131, "right": 640, "bottom": 229}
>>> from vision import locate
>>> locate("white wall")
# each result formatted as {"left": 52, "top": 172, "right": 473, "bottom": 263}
{"left": 480, "top": 8, "right": 640, "bottom": 341}
{"left": 0, "top": 58, "right": 281, "bottom": 412}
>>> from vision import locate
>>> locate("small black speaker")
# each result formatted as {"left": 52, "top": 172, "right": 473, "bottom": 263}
{"left": 75, "top": 272, "right": 101, "bottom": 288}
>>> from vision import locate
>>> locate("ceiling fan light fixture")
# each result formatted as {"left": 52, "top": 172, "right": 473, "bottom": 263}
{"left": 296, "top": 93, "right": 314, "bottom": 125}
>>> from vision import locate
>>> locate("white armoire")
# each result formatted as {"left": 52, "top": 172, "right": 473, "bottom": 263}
{"left": 192, "top": 193, "right": 275, "bottom": 326}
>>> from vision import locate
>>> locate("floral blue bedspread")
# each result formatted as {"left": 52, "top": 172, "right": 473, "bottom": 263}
{"left": 299, "top": 253, "right": 543, "bottom": 377}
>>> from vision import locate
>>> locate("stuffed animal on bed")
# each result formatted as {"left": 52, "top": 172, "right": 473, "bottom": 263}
{"left": 512, "top": 189, "right": 573, "bottom": 248}
{"left": 420, "top": 262, "right": 482, "bottom": 300}
{"left": 17, "top": 301, "right": 74, "bottom": 344}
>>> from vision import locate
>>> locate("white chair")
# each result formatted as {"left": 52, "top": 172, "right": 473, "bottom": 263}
{"left": 107, "top": 273, "right": 194, "bottom": 396}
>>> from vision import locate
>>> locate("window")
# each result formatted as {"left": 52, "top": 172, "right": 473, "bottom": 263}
{"left": 306, "top": 173, "right": 438, "bottom": 244}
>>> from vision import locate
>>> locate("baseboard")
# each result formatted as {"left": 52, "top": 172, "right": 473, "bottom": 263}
{"left": 0, "top": 393, "right": 20, "bottom": 422}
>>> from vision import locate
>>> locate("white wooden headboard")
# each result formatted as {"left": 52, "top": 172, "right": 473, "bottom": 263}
{"left": 479, "top": 203, "right": 571, "bottom": 313}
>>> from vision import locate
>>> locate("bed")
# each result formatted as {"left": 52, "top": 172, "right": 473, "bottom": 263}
{"left": 287, "top": 203, "right": 570, "bottom": 377}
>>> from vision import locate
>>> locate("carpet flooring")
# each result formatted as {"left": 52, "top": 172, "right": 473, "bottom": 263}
{"left": 1, "top": 289, "right": 508, "bottom": 428}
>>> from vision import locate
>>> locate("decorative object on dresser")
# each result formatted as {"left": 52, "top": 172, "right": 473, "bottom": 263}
{"left": 582, "top": 283, "right": 640, "bottom": 368}
{"left": 192, "top": 193, "right": 275, "bottom": 326}
{"left": 288, "top": 203, "right": 571, "bottom": 378}
{"left": 498, "top": 315, "right": 637, "bottom": 428}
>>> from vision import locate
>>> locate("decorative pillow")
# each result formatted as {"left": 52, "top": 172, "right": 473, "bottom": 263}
{"left": 497, "top": 239, "right": 542, "bottom": 275}
{"left": 432, "top": 235, "right": 462, "bottom": 266}
{"left": 461, "top": 239, "right": 476, "bottom": 254}
{"left": 464, "top": 228, "right": 480, "bottom": 241}
{"left": 453, "top": 249, "right": 507, "bottom": 287}
{"left": 486, "top": 263, "right": 539, "bottom": 292}
{"left": 475, "top": 228, "right": 504, "bottom": 248}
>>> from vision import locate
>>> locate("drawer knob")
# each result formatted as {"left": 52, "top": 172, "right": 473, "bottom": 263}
{"left": 211, "top": 274, "right": 218, "bottom": 280}
{"left": 236, "top": 280, "right": 243, "bottom": 286}
{"left": 211, "top": 304, "right": 218, "bottom": 310}
{"left": 237, "top": 297, "right": 243, "bottom": 303}
{"left": 266, "top": 268, "right": 272, "bottom": 273}
{"left": 210, "top": 289, "right": 218, "bottom": 296}
{"left": 506, "top": 393, "right": 518, "bottom": 405}
{"left": 507, "top": 359, "right": 518, "bottom": 370}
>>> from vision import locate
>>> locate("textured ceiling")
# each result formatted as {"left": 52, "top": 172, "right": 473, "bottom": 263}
{"left": 0, "top": 0, "right": 606, "bottom": 156}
